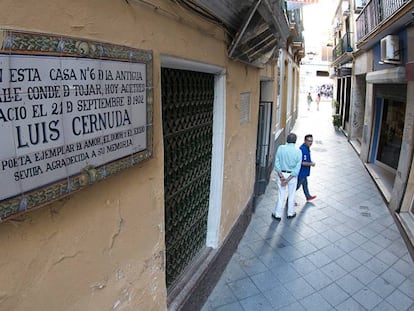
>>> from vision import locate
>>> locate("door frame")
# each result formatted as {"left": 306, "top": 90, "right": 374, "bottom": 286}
{"left": 370, "top": 96, "right": 383, "bottom": 165}
{"left": 160, "top": 55, "right": 226, "bottom": 248}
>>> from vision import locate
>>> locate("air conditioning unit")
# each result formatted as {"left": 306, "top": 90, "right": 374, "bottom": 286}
{"left": 355, "top": 0, "right": 367, "bottom": 9}
{"left": 380, "top": 35, "right": 400, "bottom": 64}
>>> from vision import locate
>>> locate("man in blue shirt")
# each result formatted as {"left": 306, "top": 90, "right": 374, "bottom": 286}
{"left": 297, "top": 134, "right": 316, "bottom": 202}
{"left": 273, "top": 133, "right": 302, "bottom": 220}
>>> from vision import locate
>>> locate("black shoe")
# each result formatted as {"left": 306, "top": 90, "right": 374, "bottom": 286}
{"left": 287, "top": 212, "right": 297, "bottom": 219}
{"left": 271, "top": 213, "right": 281, "bottom": 221}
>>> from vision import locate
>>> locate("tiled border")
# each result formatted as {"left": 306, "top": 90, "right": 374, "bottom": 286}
{"left": 0, "top": 29, "right": 153, "bottom": 222}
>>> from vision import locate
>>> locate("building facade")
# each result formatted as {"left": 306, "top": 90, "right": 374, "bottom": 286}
{"left": 331, "top": 0, "right": 414, "bottom": 249}
{"left": 0, "top": 1, "right": 304, "bottom": 310}
{"left": 330, "top": 0, "right": 360, "bottom": 135}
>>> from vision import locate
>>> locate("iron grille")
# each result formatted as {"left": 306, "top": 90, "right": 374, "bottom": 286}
{"left": 161, "top": 68, "right": 214, "bottom": 288}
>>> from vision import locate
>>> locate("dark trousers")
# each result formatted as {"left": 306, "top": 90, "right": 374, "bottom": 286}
{"left": 296, "top": 176, "right": 311, "bottom": 199}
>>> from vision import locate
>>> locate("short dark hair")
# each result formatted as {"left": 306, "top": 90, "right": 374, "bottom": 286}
{"left": 304, "top": 134, "right": 313, "bottom": 141}
{"left": 287, "top": 133, "right": 297, "bottom": 143}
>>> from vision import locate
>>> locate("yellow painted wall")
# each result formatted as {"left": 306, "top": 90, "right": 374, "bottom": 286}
{"left": 220, "top": 64, "right": 260, "bottom": 239}
{"left": 0, "top": 0, "right": 270, "bottom": 310}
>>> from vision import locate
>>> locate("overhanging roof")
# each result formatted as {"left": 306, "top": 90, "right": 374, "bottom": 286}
{"left": 193, "top": 0, "right": 291, "bottom": 67}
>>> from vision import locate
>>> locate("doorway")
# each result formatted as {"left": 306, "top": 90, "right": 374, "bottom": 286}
{"left": 370, "top": 87, "right": 406, "bottom": 172}
{"left": 160, "top": 56, "right": 226, "bottom": 290}
{"left": 254, "top": 79, "right": 273, "bottom": 196}
{"left": 162, "top": 68, "right": 214, "bottom": 288}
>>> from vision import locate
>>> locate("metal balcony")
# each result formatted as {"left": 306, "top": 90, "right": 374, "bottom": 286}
{"left": 332, "top": 32, "right": 353, "bottom": 63}
{"left": 356, "top": 0, "right": 411, "bottom": 42}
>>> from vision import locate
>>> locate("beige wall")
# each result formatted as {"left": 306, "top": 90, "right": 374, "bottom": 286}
{"left": 358, "top": 50, "right": 373, "bottom": 163}
{"left": 0, "top": 0, "right": 268, "bottom": 310}
{"left": 354, "top": 52, "right": 370, "bottom": 75}
{"left": 220, "top": 65, "right": 260, "bottom": 239}
{"left": 400, "top": 25, "right": 414, "bottom": 214}
{"left": 391, "top": 24, "right": 414, "bottom": 212}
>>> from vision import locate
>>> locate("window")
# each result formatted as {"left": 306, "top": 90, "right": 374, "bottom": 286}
{"left": 376, "top": 99, "right": 405, "bottom": 169}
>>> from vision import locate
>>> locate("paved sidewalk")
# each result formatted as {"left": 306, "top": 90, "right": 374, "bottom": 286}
{"left": 201, "top": 100, "right": 414, "bottom": 310}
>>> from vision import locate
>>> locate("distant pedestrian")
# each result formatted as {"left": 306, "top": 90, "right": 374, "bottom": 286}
{"left": 273, "top": 133, "right": 302, "bottom": 220}
{"left": 307, "top": 92, "right": 313, "bottom": 111}
{"left": 296, "top": 134, "right": 317, "bottom": 202}
{"left": 316, "top": 93, "right": 321, "bottom": 111}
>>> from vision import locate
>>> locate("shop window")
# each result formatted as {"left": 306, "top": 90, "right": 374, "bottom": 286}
{"left": 376, "top": 99, "right": 405, "bottom": 169}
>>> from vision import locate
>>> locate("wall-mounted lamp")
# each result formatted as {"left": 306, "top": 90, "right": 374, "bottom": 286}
{"left": 306, "top": 51, "right": 317, "bottom": 60}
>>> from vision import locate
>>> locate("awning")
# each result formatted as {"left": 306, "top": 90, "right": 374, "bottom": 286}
{"left": 286, "top": 0, "right": 318, "bottom": 3}
{"left": 286, "top": 0, "right": 318, "bottom": 10}
{"left": 189, "top": 0, "right": 296, "bottom": 67}
{"left": 227, "top": 0, "right": 290, "bottom": 67}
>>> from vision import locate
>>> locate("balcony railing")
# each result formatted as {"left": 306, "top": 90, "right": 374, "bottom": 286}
{"left": 332, "top": 32, "right": 352, "bottom": 62}
{"left": 356, "top": 0, "right": 409, "bottom": 41}
{"left": 287, "top": 8, "right": 304, "bottom": 42}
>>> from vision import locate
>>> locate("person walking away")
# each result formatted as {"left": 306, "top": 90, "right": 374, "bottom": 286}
{"left": 296, "top": 134, "right": 317, "bottom": 202}
{"left": 307, "top": 92, "right": 313, "bottom": 111}
{"left": 273, "top": 133, "right": 302, "bottom": 220}
{"left": 316, "top": 93, "right": 321, "bottom": 111}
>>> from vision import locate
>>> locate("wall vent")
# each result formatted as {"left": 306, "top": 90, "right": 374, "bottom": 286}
{"left": 380, "top": 35, "right": 400, "bottom": 64}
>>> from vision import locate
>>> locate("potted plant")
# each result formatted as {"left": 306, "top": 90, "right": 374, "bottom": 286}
{"left": 332, "top": 114, "right": 342, "bottom": 128}
{"left": 331, "top": 99, "right": 340, "bottom": 114}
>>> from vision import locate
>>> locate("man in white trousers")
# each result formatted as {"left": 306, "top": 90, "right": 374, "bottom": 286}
{"left": 272, "top": 133, "right": 302, "bottom": 220}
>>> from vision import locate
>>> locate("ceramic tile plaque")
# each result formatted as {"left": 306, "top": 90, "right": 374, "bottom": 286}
{"left": 0, "top": 30, "right": 153, "bottom": 221}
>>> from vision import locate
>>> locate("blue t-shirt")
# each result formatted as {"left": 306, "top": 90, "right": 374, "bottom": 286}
{"left": 298, "top": 143, "right": 311, "bottom": 179}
